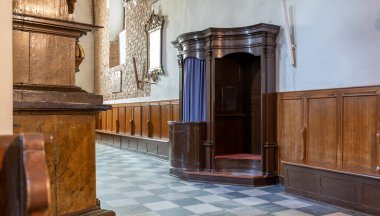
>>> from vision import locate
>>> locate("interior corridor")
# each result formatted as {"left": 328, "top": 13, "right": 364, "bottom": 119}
{"left": 96, "top": 144, "right": 365, "bottom": 216}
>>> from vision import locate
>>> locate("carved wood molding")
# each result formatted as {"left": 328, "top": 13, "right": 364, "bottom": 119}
{"left": 13, "top": 84, "right": 109, "bottom": 111}
{"left": 172, "top": 23, "right": 280, "bottom": 60}
{"left": 13, "top": 13, "right": 101, "bottom": 38}
{"left": 66, "top": 0, "right": 77, "bottom": 14}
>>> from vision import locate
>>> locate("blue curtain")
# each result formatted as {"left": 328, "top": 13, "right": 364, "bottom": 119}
{"left": 183, "top": 58, "right": 206, "bottom": 122}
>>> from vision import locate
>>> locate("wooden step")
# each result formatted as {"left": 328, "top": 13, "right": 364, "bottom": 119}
{"left": 170, "top": 168, "right": 278, "bottom": 187}
{"left": 214, "top": 154, "right": 261, "bottom": 171}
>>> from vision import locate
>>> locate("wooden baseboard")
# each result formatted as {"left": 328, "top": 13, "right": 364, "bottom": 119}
{"left": 284, "top": 163, "right": 380, "bottom": 215}
{"left": 96, "top": 132, "right": 169, "bottom": 160}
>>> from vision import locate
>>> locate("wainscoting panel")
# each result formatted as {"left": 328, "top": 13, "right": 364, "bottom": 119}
{"left": 342, "top": 95, "right": 377, "bottom": 170}
{"left": 284, "top": 163, "right": 380, "bottom": 215}
{"left": 96, "top": 100, "right": 179, "bottom": 159}
{"left": 106, "top": 110, "right": 112, "bottom": 131}
{"left": 280, "top": 86, "right": 380, "bottom": 215}
{"left": 151, "top": 104, "right": 161, "bottom": 139}
{"left": 133, "top": 106, "right": 142, "bottom": 136}
{"left": 125, "top": 106, "right": 132, "bottom": 135}
{"left": 112, "top": 107, "right": 118, "bottom": 133}
{"left": 307, "top": 97, "right": 337, "bottom": 167}
{"left": 118, "top": 107, "right": 126, "bottom": 133}
{"left": 161, "top": 103, "right": 171, "bottom": 140}
{"left": 101, "top": 111, "right": 107, "bottom": 131}
{"left": 142, "top": 105, "right": 150, "bottom": 137}
{"left": 278, "top": 86, "right": 380, "bottom": 177}
{"left": 278, "top": 97, "right": 303, "bottom": 174}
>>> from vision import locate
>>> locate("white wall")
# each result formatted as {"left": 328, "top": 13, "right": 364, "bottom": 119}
{"left": 74, "top": 0, "right": 95, "bottom": 93}
{"left": 103, "top": 0, "right": 380, "bottom": 104}
{"left": 109, "top": 0, "right": 124, "bottom": 41}
{"left": 0, "top": 0, "right": 13, "bottom": 134}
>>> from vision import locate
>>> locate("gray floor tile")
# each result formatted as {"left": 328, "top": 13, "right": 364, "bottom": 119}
{"left": 96, "top": 144, "right": 365, "bottom": 216}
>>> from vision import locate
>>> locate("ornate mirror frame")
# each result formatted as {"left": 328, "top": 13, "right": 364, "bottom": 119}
{"left": 144, "top": 11, "right": 165, "bottom": 83}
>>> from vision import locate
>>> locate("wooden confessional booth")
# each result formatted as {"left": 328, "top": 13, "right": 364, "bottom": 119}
{"left": 169, "top": 24, "right": 280, "bottom": 186}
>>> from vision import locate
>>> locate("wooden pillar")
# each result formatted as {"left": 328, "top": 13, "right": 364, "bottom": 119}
{"left": 12, "top": 1, "right": 114, "bottom": 215}
{"left": 262, "top": 45, "right": 278, "bottom": 176}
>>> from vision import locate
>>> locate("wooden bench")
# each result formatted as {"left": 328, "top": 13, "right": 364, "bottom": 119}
{"left": 0, "top": 133, "right": 50, "bottom": 216}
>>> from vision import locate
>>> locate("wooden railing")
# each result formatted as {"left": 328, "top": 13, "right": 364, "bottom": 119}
{"left": 96, "top": 100, "right": 180, "bottom": 140}
{"left": 278, "top": 86, "right": 380, "bottom": 177}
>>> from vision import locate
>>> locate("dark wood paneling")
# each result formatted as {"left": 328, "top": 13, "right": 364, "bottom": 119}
{"left": 150, "top": 105, "right": 161, "bottom": 139}
{"left": 278, "top": 98, "right": 303, "bottom": 174}
{"left": 278, "top": 86, "right": 380, "bottom": 177}
{"left": 172, "top": 104, "right": 180, "bottom": 121}
{"left": 121, "top": 137, "right": 129, "bottom": 149}
{"left": 112, "top": 107, "right": 118, "bottom": 133}
{"left": 30, "top": 33, "right": 75, "bottom": 86}
{"left": 286, "top": 167, "right": 318, "bottom": 196}
{"left": 362, "top": 183, "right": 380, "bottom": 210}
{"left": 147, "top": 141, "right": 157, "bottom": 154}
{"left": 320, "top": 175, "right": 357, "bottom": 204}
{"left": 169, "top": 122, "right": 207, "bottom": 171}
{"left": 106, "top": 110, "right": 112, "bottom": 131}
{"left": 129, "top": 139, "right": 138, "bottom": 150}
{"left": 142, "top": 105, "right": 150, "bottom": 137}
{"left": 284, "top": 162, "right": 380, "bottom": 215}
{"left": 101, "top": 112, "right": 107, "bottom": 131}
{"left": 133, "top": 106, "right": 142, "bottom": 136}
{"left": 307, "top": 97, "right": 337, "bottom": 166}
{"left": 118, "top": 107, "right": 126, "bottom": 133}
{"left": 137, "top": 140, "right": 147, "bottom": 152}
{"left": 96, "top": 133, "right": 170, "bottom": 160}
{"left": 342, "top": 96, "right": 377, "bottom": 170}
{"left": 98, "top": 100, "right": 179, "bottom": 140}
{"left": 161, "top": 104, "right": 171, "bottom": 140}
{"left": 280, "top": 86, "right": 380, "bottom": 216}
{"left": 13, "top": 31, "right": 30, "bottom": 84}
{"left": 125, "top": 106, "right": 132, "bottom": 135}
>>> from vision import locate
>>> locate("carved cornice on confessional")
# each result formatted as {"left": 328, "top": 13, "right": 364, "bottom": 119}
{"left": 265, "top": 47, "right": 275, "bottom": 58}
{"left": 176, "top": 55, "right": 183, "bottom": 69}
{"left": 172, "top": 23, "right": 280, "bottom": 60}
{"left": 13, "top": 13, "right": 102, "bottom": 38}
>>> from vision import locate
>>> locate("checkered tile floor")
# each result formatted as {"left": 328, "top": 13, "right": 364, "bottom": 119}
{"left": 96, "top": 144, "right": 367, "bottom": 216}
